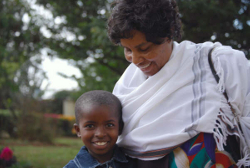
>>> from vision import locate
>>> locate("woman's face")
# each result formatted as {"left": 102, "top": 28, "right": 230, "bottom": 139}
{"left": 120, "top": 30, "right": 173, "bottom": 76}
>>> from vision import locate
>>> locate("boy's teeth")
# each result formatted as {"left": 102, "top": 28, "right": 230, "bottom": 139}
{"left": 95, "top": 142, "right": 107, "bottom": 145}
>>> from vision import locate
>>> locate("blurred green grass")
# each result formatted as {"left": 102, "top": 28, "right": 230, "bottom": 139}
{"left": 0, "top": 137, "right": 83, "bottom": 168}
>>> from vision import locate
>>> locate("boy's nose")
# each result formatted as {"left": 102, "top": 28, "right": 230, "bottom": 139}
{"left": 95, "top": 127, "right": 106, "bottom": 138}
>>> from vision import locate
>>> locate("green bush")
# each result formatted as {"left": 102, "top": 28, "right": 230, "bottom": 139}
{"left": 0, "top": 109, "right": 76, "bottom": 142}
{"left": 43, "top": 114, "right": 76, "bottom": 137}
{"left": 57, "top": 118, "right": 75, "bottom": 137}
{"left": 0, "top": 110, "right": 17, "bottom": 138}
{"left": 16, "top": 113, "right": 56, "bottom": 144}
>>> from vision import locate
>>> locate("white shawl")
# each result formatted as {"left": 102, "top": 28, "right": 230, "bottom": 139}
{"left": 113, "top": 41, "right": 250, "bottom": 166}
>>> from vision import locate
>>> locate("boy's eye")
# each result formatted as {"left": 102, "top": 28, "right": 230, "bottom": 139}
{"left": 106, "top": 123, "right": 115, "bottom": 128}
{"left": 85, "top": 124, "right": 94, "bottom": 128}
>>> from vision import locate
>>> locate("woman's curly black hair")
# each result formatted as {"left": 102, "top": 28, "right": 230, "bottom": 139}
{"left": 107, "top": 0, "right": 182, "bottom": 45}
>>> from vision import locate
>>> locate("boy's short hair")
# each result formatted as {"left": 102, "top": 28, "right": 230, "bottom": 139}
{"left": 75, "top": 90, "right": 124, "bottom": 134}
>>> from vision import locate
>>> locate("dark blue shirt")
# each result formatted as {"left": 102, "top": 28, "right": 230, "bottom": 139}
{"left": 63, "top": 145, "right": 137, "bottom": 168}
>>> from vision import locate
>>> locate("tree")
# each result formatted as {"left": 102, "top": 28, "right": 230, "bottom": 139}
{"left": 177, "top": 0, "right": 250, "bottom": 58}
{"left": 34, "top": 0, "right": 129, "bottom": 94}
{"left": 0, "top": 0, "right": 47, "bottom": 118}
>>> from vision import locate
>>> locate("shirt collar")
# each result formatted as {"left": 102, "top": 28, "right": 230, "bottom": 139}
{"left": 75, "top": 145, "right": 128, "bottom": 168}
{"left": 111, "top": 145, "right": 128, "bottom": 163}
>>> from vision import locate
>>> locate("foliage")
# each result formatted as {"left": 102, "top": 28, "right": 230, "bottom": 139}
{"left": 53, "top": 90, "right": 72, "bottom": 100}
{"left": 57, "top": 118, "right": 76, "bottom": 137}
{"left": 0, "top": 147, "right": 17, "bottom": 168}
{"left": 34, "top": 0, "right": 129, "bottom": 94}
{"left": 0, "top": 0, "right": 47, "bottom": 118}
{"left": 51, "top": 90, "right": 74, "bottom": 113}
{"left": 44, "top": 113, "right": 76, "bottom": 137}
{"left": 17, "top": 113, "right": 56, "bottom": 144}
{"left": 0, "top": 109, "right": 76, "bottom": 141}
{"left": 177, "top": 0, "right": 250, "bottom": 58}
{"left": 0, "top": 147, "right": 32, "bottom": 168}
{"left": 32, "top": 99, "right": 62, "bottom": 114}
{"left": 0, "top": 110, "right": 17, "bottom": 138}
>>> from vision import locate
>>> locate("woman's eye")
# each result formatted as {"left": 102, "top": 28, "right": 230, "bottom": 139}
{"left": 140, "top": 47, "right": 150, "bottom": 52}
{"left": 106, "top": 123, "right": 115, "bottom": 127}
{"left": 125, "top": 48, "right": 132, "bottom": 53}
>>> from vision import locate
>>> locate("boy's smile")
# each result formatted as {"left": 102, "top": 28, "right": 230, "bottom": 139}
{"left": 74, "top": 104, "right": 120, "bottom": 163}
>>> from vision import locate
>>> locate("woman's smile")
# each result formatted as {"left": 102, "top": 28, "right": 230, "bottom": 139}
{"left": 139, "top": 62, "right": 151, "bottom": 70}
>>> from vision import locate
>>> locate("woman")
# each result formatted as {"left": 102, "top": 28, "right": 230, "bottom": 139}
{"left": 107, "top": 0, "right": 250, "bottom": 167}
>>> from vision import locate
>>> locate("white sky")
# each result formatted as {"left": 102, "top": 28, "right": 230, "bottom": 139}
{"left": 40, "top": 56, "right": 82, "bottom": 99}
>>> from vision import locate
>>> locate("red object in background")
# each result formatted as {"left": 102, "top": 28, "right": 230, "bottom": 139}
{"left": 0, "top": 147, "right": 13, "bottom": 161}
{"left": 44, "top": 113, "right": 61, "bottom": 119}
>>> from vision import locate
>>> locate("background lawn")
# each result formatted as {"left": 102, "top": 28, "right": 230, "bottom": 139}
{"left": 0, "top": 137, "right": 83, "bottom": 168}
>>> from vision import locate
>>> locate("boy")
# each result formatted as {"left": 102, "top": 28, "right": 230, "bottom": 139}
{"left": 64, "top": 90, "right": 136, "bottom": 168}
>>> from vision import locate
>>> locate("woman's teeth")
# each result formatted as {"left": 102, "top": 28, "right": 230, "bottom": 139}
{"left": 141, "top": 62, "right": 151, "bottom": 69}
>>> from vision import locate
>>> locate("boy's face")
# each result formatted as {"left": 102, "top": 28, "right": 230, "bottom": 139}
{"left": 74, "top": 104, "right": 120, "bottom": 163}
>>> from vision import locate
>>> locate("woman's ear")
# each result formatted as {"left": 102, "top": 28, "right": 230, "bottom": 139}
{"left": 74, "top": 123, "right": 81, "bottom": 137}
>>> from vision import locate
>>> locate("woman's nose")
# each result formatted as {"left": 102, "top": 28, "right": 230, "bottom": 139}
{"left": 126, "top": 52, "right": 144, "bottom": 65}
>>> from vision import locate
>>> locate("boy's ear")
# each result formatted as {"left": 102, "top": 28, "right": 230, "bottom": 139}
{"left": 74, "top": 123, "right": 81, "bottom": 137}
